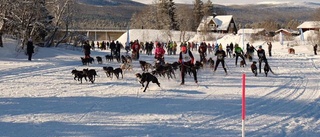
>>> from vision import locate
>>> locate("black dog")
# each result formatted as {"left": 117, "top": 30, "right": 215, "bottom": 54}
{"left": 112, "top": 68, "right": 123, "bottom": 79}
{"left": 83, "top": 68, "right": 97, "bottom": 83}
{"left": 251, "top": 61, "right": 257, "bottom": 76}
{"left": 121, "top": 55, "right": 127, "bottom": 63}
{"left": 81, "top": 57, "right": 94, "bottom": 65}
{"left": 207, "top": 57, "right": 215, "bottom": 69}
{"left": 96, "top": 56, "right": 103, "bottom": 64}
{"left": 194, "top": 61, "right": 203, "bottom": 70}
{"left": 264, "top": 63, "right": 270, "bottom": 77}
{"left": 135, "top": 72, "right": 160, "bottom": 92}
{"left": 105, "top": 54, "right": 113, "bottom": 62}
{"left": 71, "top": 69, "right": 87, "bottom": 83}
{"left": 103, "top": 66, "right": 114, "bottom": 78}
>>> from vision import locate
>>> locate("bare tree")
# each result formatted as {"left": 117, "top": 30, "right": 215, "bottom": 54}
{"left": 203, "top": 0, "right": 213, "bottom": 17}
{"left": 176, "top": 5, "right": 193, "bottom": 41}
{"left": 46, "top": 0, "right": 75, "bottom": 47}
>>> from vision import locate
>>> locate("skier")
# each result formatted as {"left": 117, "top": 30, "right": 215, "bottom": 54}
{"left": 226, "top": 44, "right": 231, "bottom": 58}
{"left": 214, "top": 45, "right": 227, "bottom": 75}
{"left": 234, "top": 44, "right": 246, "bottom": 66}
{"left": 257, "top": 45, "right": 268, "bottom": 73}
{"left": 179, "top": 45, "right": 197, "bottom": 85}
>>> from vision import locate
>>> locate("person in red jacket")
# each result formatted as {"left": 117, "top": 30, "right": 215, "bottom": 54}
{"left": 154, "top": 43, "right": 166, "bottom": 65}
{"left": 179, "top": 45, "right": 197, "bottom": 85}
{"left": 131, "top": 40, "right": 141, "bottom": 60}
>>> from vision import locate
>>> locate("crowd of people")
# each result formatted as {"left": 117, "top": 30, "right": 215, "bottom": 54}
{"left": 77, "top": 39, "right": 279, "bottom": 84}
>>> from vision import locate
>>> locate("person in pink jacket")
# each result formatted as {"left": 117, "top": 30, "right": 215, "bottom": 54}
{"left": 154, "top": 43, "right": 165, "bottom": 65}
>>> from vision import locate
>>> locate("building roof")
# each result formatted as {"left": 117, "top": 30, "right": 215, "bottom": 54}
{"left": 197, "top": 15, "right": 233, "bottom": 31}
{"left": 237, "top": 28, "right": 265, "bottom": 34}
{"left": 297, "top": 21, "right": 320, "bottom": 29}
{"left": 275, "top": 29, "right": 299, "bottom": 34}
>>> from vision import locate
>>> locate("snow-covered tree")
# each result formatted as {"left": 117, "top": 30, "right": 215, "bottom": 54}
{"left": 0, "top": 0, "right": 54, "bottom": 48}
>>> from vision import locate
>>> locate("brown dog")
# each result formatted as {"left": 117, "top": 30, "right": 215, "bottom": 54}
{"left": 288, "top": 48, "right": 295, "bottom": 54}
{"left": 139, "top": 60, "right": 153, "bottom": 72}
{"left": 120, "top": 63, "right": 133, "bottom": 72}
{"left": 251, "top": 61, "right": 257, "bottom": 76}
{"left": 240, "top": 60, "right": 245, "bottom": 67}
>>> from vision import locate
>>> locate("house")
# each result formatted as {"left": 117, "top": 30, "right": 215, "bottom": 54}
{"left": 237, "top": 28, "right": 265, "bottom": 35}
{"left": 197, "top": 15, "right": 237, "bottom": 34}
{"left": 275, "top": 29, "right": 300, "bottom": 36}
{"left": 297, "top": 21, "right": 320, "bottom": 32}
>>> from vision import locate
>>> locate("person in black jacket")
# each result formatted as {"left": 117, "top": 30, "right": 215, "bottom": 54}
{"left": 26, "top": 38, "right": 34, "bottom": 61}
{"left": 214, "top": 45, "right": 227, "bottom": 74}
{"left": 314, "top": 44, "right": 318, "bottom": 55}
{"left": 257, "top": 45, "right": 268, "bottom": 73}
{"left": 83, "top": 41, "right": 91, "bottom": 58}
{"left": 198, "top": 42, "right": 207, "bottom": 63}
{"left": 110, "top": 40, "right": 116, "bottom": 56}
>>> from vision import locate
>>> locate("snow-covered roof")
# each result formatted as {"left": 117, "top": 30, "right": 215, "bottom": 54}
{"left": 275, "top": 29, "right": 299, "bottom": 34}
{"left": 297, "top": 21, "right": 320, "bottom": 29}
{"left": 197, "top": 15, "right": 233, "bottom": 31}
{"left": 237, "top": 28, "right": 265, "bottom": 34}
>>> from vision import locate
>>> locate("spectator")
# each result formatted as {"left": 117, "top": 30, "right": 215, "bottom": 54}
{"left": 26, "top": 38, "right": 34, "bottom": 61}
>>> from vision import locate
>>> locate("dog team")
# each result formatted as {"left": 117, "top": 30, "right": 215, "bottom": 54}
{"left": 74, "top": 41, "right": 274, "bottom": 92}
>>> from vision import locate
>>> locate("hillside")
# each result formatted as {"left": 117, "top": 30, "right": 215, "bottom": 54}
{"left": 73, "top": 0, "right": 318, "bottom": 29}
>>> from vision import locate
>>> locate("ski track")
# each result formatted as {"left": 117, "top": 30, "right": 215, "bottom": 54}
{"left": 245, "top": 55, "right": 320, "bottom": 136}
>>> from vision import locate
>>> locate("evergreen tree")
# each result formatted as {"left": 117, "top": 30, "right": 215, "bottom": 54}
{"left": 193, "top": 0, "right": 204, "bottom": 31}
{"left": 168, "top": 0, "right": 178, "bottom": 30}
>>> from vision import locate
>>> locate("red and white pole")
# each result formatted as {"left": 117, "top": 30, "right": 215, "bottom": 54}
{"left": 242, "top": 73, "right": 246, "bottom": 137}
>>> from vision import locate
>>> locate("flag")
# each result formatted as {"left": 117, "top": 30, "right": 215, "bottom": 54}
{"left": 242, "top": 28, "right": 245, "bottom": 50}
{"left": 126, "top": 26, "right": 130, "bottom": 48}
{"left": 299, "top": 28, "right": 304, "bottom": 41}
{"left": 280, "top": 32, "right": 283, "bottom": 45}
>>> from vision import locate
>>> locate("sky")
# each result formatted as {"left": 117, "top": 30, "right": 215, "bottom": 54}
{"left": 0, "top": 29, "right": 319, "bottom": 136}
{"left": 132, "top": 0, "right": 319, "bottom": 5}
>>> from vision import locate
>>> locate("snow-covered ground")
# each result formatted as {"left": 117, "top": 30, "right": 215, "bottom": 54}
{"left": 0, "top": 31, "right": 319, "bottom": 137}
